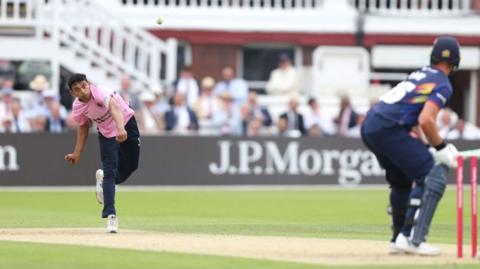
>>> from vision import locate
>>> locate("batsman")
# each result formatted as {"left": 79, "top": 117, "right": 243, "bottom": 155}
{"left": 361, "top": 36, "right": 461, "bottom": 255}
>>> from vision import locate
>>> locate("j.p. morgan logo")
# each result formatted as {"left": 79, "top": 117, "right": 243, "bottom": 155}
{"left": 0, "top": 145, "right": 19, "bottom": 171}
{"left": 209, "top": 140, "right": 384, "bottom": 186}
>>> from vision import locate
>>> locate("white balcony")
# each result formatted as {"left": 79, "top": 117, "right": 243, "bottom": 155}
{"left": 354, "top": 0, "right": 473, "bottom": 16}
{"left": 357, "top": 0, "right": 480, "bottom": 35}
{"left": 103, "top": 0, "right": 476, "bottom": 34}
{"left": 119, "top": 0, "right": 472, "bottom": 15}
{"left": 0, "top": 0, "right": 178, "bottom": 91}
{"left": 100, "top": 0, "right": 357, "bottom": 33}
{"left": 1, "top": 0, "right": 475, "bottom": 35}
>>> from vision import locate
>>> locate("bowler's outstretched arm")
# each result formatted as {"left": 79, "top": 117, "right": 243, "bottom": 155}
{"left": 65, "top": 122, "right": 91, "bottom": 164}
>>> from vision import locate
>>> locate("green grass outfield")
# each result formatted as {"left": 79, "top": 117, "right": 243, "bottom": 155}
{"left": 0, "top": 188, "right": 477, "bottom": 269}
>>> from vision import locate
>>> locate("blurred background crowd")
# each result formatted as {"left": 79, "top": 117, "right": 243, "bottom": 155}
{"left": 1, "top": 53, "right": 480, "bottom": 140}
{"left": 1, "top": 0, "right": 480, "bottom": 140}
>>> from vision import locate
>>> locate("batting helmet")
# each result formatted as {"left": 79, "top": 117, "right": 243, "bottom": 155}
{"left": 430, "top": 36, "right": 461, "bottom": 69}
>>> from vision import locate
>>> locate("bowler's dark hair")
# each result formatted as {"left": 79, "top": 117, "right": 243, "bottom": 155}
{"left": 67, "top": 73, "right": 88, "bottom": 90}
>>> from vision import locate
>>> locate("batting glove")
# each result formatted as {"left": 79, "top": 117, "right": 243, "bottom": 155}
{"left": 432, "top": 143, "right": 458, "bottom": 168}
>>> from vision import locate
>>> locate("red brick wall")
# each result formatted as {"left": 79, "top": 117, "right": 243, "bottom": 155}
{"left": 191, "top": 44, "right": 240, "bottom": 82}
{"left": 474, "top": 0, "right": 480, "bottom": 12}
{"left": 149, "top": 29, "right": 355, "bottom": 46}
{"left": 190, "top": 45, "right": 321, "bottom": 80}
{"left": 302, "top": 46, "right": 315, "bottom": 66}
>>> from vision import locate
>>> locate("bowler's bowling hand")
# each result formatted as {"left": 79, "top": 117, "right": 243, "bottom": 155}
{"left": 116, "top": 128, "right": 128, "bottom": 143}
{"left": 64, "top": 153, "right": 80, "bottom": 165}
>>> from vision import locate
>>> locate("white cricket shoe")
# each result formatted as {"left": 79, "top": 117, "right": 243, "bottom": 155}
{"left": 95, "top": 169, "right": 104, "bottom": 204}
{"left": 395, "top": 233, "right": 441, "bottom": 256}
{"left": 388, "top": 242, "right": 404, "bottom": 255}
{"left": 107, "top": 215, "right": 118, "bottom": 233}
{"left": 394, "top": 233, "right": 410, "bottom": 251}
{"left": 411, "top": 242, "right": 441, "bottom": 256}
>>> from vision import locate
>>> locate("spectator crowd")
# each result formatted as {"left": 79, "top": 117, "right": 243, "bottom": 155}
{"left": 1, "top": 54, "right": 480, "bottom": 140}
{"left": 0, "top": 75, "right": 73, "bottom": 133}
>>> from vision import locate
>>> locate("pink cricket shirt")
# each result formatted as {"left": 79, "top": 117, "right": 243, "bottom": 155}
{"left": 72, "top": 84, "right": 134, "bottom": 138}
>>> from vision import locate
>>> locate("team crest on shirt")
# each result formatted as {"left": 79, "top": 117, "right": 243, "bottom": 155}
{"left": 415, "top": 83, "right": 436, "bottom": 95}
{"left": 409, "top": 96, "right": 428, "bottom": 104}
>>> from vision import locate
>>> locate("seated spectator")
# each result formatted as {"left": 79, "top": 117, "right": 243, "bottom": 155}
{"left": 29, "top": 74, "right": 49, "bottom": 93}
{"left": 308, "top": 124, "right": 323, "bottom": 137}
{"left": 455, "top": 119, "right": 480, "bottom": 140}
{"left": 334, "top": 95, "right": 362, "bottom": 138}
{"left": 0, "top": 82, "right": 14, "bottom": 119}
{"left": 174, "top": 66, "right": 199, "bottom": 107}
{"left": 120, "top": 76, "right": 141, "bottom": 111}
{"left": 41, "top": 90, "right": 68, "bottom": 129}
{"left": 27, "top": 74, "right": 48, "bottom": 112}
{"left": 164, "top": 92, "right": 199, "bottom": 134}
{"left": 0, "top": 114, "right": 14, "bottom": 133}
{"left": 137, "top": 91, "right": 163, "bottom": 134}
{"left": 347, "top": 114, "right": 365, "bottom": 138}
{"left": 151, "top": 86, "right": 170, "bottom": 115}
{"left": 9, "top": 98, "right": 31, "bottom": 133}
{"left": 0, "top": 90, "right": 6, "bottom": 120}
{"left": 272, "top": 114, "right": 301, "bottom": 137}
{"left": 304, "top": 98, "right": 336, "bottom": 136}
{"left": 437, "top": 108, "right": 459, "bottom": 139}
{"left": 193, "top": 77, "right": 221, "bottom": 120}
{"left": 27, "top": 76, "right": 56, "bottom": 132}
{"left": 266, "top": 54, "right": 300, "bottom": 96}
{"left": 45, "top": 102, "right": 66, "bottom": 133}
{"left": 280, "top": 95, "right": 306, "bottom": 135}
{"left": 0, "top": 98, "right": 31, "bottom": 133}
{"left": 31, "top": 116, "right": 47, "bottom": 132}
{"left": 241, "top": 91, "right": 272, "bottom": 135}
{"left": 1, "top": 84, "right": 38, "bottom": 133}
{"left": 247, "top": 116, "right": 270, "bottom": 136}
{"left": 213, "top": 66, "right": 248, "bottom": 105}
{"left": 437, "top": 108, "right": 480, "bottom": 140}
{"left": 42, "top": 89, "right": 66, "bottom": 110}
{"left": 212, "top": 92, "right": 242, "bottom": 136}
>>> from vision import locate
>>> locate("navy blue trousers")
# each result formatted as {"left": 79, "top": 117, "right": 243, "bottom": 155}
{"left": 99, "top": 116, "right": 140, "bottom": 218}
{"left": 361, "top": 111, "right": 434, "bottom": 240}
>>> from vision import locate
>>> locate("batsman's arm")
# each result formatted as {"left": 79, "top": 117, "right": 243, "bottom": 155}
{"left": 109, "top": 97, "right": 127, "bottom": 143}
{"left": 420, "top": 101, "right": 459, "bottom": 168}
{"left": 411, "top": 126, "right": 429, "bottom": 145}
{"left": 418, "top": 100, "right": 444, "bottom": 149}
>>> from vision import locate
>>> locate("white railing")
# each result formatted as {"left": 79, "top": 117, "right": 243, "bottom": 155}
{"left": 52, "top": 0, "right": 177, "bottom": 89}
{"left": 119, "top": 0, "right": 473, "bottom": 14}
{"left": 0, "top": 0, "right": 177, "bottom": 91}
{"left": 353, "top": 0, "right": 472, "bottom": 15}
{"left": 120, "top": 0, "right": 323, "bottom": 9}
